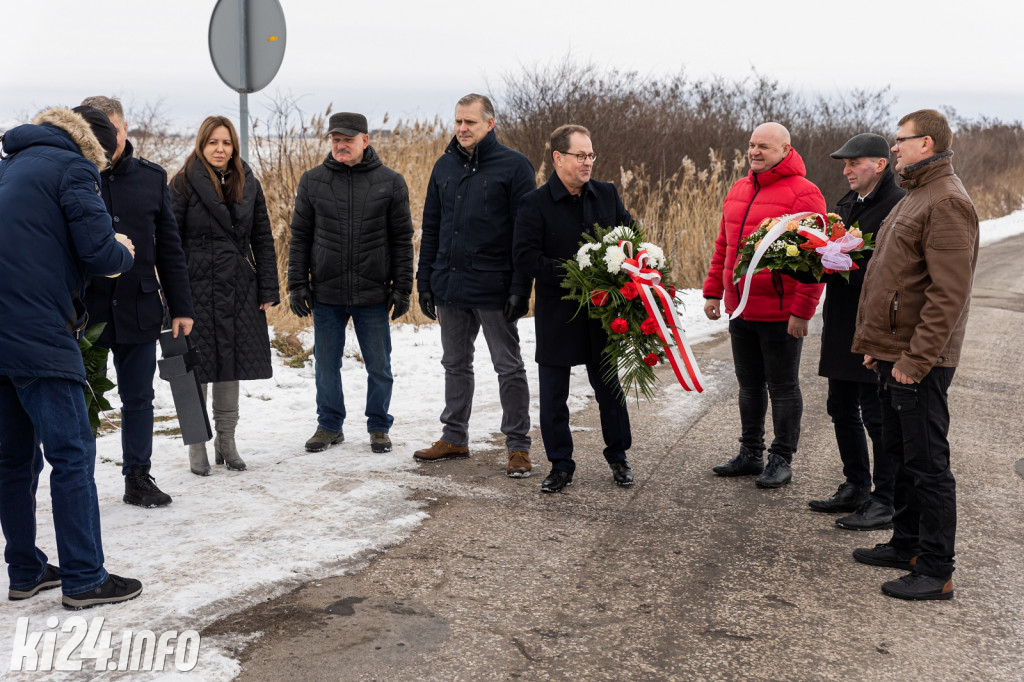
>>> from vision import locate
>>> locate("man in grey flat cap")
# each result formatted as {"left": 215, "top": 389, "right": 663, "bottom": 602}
{"left": 288, "top": 112, "right": 415, "bottom": 456}
{"left": 807, "top": 133, "right": 904, "bottom": 531}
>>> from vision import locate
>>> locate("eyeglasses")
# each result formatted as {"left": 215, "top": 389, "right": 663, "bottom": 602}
{"left": 557, "top": 150, "right": 597, "bottom": 162}
{"left": 892, "top": 135, "right": 926, "bottom": 146}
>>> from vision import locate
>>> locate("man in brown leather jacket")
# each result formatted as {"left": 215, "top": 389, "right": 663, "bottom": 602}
{"left": 850, "top": 109, "right": 979, "bottom": 601}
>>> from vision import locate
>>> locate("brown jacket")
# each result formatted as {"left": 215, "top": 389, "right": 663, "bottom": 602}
{"left": 851, "top": 152, "right": 979, "bottom": 380}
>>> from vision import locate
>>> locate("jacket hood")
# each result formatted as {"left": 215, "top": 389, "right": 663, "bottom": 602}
{"left": 25, "top": 107, "right": 109, "bottom": 170}
{"left": 748, "top": 148, "right": 807, "bottom": 187}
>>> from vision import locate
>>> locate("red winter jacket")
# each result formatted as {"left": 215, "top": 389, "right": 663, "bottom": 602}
{"left": 702, "top": 148, "right": 826, "bottom": 321}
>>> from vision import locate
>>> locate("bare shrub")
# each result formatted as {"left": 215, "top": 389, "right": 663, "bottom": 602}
{"left": 125, "top": 99, "right": 192, "bottom": 171}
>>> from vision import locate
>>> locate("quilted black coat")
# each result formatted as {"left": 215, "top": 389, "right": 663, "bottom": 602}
{"left": 170, "top": 159, "right": 280, "bottom": 383}
{"left": 287, "top": 146, "right": 414, "bottom": 305}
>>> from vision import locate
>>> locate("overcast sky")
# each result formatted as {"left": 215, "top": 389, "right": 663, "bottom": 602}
{"left": 3, "top": 0, "right": 1021, "bottom": 134}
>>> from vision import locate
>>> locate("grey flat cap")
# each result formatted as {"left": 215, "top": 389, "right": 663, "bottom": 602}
{"left": 326, "top": 112, "right": 368, "bottom": 137}
{"left": 830, "top": 133, "right": 891, "bottom": 159}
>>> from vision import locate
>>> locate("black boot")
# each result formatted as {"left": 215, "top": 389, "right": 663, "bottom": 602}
{"left": 807, "top": 482, "right": 870, "bottom": 513}
{"left": 124, "top": 466, "right": 172, "bottom": 508}
{"left": 712, "top": 449, "right": 764, "bottom": 476}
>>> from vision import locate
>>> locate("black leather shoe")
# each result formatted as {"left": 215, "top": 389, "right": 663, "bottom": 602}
{"left": 836, "top": 499, "right": 894, "bottom": 530}
{"left": 881, "top": 572, "right": 954, "bottom": 600}
{"left": 712, "top": 451, "right": 764, "bottom": 477}
{"left": 807, "top": 482, "right": 870, "bottom": 513}
{"left": 852, "top": 543, "right": 917, "bottom": 569}
{"left": 754, "top": 454, "right": 791, "bottom": 488}
{"left": 540, "top": 470, "right": 573, "bottom": 493}
{"left": 609, "top": 461, "right": 634, "bottom": 487}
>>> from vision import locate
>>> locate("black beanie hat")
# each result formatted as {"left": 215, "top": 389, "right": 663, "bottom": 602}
{"left": 72, "top": 105, "right": 118, "bottom": 162}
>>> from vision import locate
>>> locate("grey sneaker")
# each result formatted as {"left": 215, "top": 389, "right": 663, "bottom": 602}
{"left": 305, "top": 428, "right": 344, "bottom": 453}
{"left": 370, "top": 431, "right": 392, "bottom": 453}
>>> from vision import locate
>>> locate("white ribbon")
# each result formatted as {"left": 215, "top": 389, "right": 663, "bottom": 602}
{"left": 730, "top": 212, "right": 816, "bottom": 320}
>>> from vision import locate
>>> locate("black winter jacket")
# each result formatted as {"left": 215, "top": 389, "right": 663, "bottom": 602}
{"left": 288, "top": 146, "right": 414, "bottom": 305}
{"left": 170, "top": 159, "right": 280, "bottom": 383}
{"left": 84, "top": 140, "right": 194, "bottom": 346}
{"left": 514, "top": 173, "right": 633, "bottom": 366}
{"left": 818, "top": 167, "right": 904, "bottom": 382}
{"left": 417, "top": 130, "right": 535, "bottom": 309}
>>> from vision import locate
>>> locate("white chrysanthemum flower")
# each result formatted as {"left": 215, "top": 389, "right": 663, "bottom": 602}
{"left": 602, "top": 225, "right": 635, "bottom": 244}
{"left": 603, "top": 245, "right": 626, "bottom": 274}
{"left": 639, "top": 242, "right": 666, "bottom": 268}
{"left": 576, "top": 253, "right": 592, "bottom": 269}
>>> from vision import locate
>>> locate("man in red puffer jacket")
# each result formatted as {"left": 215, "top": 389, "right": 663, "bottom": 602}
{"left": 703, "top": 122, "right": 826, "bottom": 488}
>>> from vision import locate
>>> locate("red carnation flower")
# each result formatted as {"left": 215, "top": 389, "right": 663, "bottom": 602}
{"left": 591, "top": 290, "right": 609, "bottom": 306}
{"left": 610, "top": 318, "right": 629, "bottom": 334}
{"left": 640, "top": 318, "right": 659, "bottom": 335}
{"left": 620, "top": 282, "right": 640, "bottom": 300}
{"left": 644, "top": 353, "right": 659, "bottom": 367}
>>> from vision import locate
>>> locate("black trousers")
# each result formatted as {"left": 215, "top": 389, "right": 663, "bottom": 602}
{"left": 877, "top": 361, "right": 957, "bottom": 579}
{"left": 827, "top": 378, "right": 893, "bottom": 506}
{"left": 537, "top": 363, "right": 631, "bottom": 474}
{"left": 729, "top": 318, "right": 803, "bottom": 461}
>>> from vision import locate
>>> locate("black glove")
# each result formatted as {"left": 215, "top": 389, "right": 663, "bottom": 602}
{"left": 503, "top": 294, "right": 529, "bottom": 322}
{"left": 418, "top": 291, "right": 437, "bottom": 321}
{"left": 289, "top": 286, "right": 312, "bottom": 318}
{"left": 387, "top": 289, "right": 411, "bottom": 320}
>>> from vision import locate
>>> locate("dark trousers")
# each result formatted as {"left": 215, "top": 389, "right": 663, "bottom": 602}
{"left": 538, "top": 363, "right": 631, "bottom": 474}
{"left": 877, "top": 361, "right": 957, "bottom": 579}
{"left": 106, "top": 342, "right": 158, "bottom": 475}
{"left": 729, "top": 318, "right": 803, "bottom": 461}
{"left": 827, "top": 378, "right": 894, "bottom": 506}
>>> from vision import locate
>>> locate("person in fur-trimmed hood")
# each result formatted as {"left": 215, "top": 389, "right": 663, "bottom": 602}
{"left": 0, "top": 106, "right": 144, "bottom": 608}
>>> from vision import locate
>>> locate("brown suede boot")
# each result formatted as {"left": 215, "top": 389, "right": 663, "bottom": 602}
{"left": 506, "top": 451, "right": 532, "bottom": 478}
{"left": 413, "top": 440, "right": 469, "bottom": 461}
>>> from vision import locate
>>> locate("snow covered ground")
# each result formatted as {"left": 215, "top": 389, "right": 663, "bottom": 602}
{"left": 2, "top": 209, "right": 1022, "bottom": 679}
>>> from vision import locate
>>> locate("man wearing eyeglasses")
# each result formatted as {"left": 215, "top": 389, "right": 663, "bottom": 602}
{"left": 513, "top": 124, "right": 634, "bottom": 493}
{"left": 850, "top": 110, "right": 978, "bottom": 601}
{"left": 703, "top": 122, "right": 826, "bottom": 489}
{"left": 414, "top": 94, "right": 536, "bottom": 478}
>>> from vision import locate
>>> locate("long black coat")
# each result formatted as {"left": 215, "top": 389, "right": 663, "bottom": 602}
{"left": 84, "top": 140, "right": 193, "bottom": 346}
{"left": 513, "top": 173, "right": 632, "bottom": 366}
{"left": 818, "top": 167, "right": 904, "bottom": 382}
{"left": 170, "top": 160, "right": 280, "bottom": 383}
{"left": 287, "top": 146, "right": 414, "bottom": 304}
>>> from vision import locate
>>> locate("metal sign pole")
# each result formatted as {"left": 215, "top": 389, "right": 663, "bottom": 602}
{"left": 237, "top": 0, "right": 249, "bottom": 162}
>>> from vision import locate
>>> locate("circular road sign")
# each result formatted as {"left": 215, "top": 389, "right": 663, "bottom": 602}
{"left": 209, "top": 0, "right": 286, "bottom": 94}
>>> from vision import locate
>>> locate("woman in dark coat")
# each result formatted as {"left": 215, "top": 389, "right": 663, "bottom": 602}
{"left": 170, "top": 116, "right": 279, "bottom": 475}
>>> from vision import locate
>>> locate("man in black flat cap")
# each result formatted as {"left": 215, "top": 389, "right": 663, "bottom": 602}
{"left": 807, "top": 133, "right": 904, "bottom": 531}
{"left": 288, "top": 112, "right": 414, "bottom": 456}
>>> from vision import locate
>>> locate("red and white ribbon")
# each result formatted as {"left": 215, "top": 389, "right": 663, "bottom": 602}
{"left": 620, "top": 241, "right": 705, "bottom": 393}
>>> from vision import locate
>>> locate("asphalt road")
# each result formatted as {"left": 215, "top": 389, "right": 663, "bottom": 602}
{"left": 209, "top": 233, "right": 1024, "bottom": 681}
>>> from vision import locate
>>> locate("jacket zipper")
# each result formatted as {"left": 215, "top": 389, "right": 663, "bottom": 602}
{"left": 482, "top": 179, "right": 488, "bottom": 214}
{"left": 889, "top": 292, "right": 899, "bottom": 334}
{"left": 348, "top": 167, "right": 354, "bottom": 298}
{"left": 733, "top": 180, "right": 762, "bottom": 305}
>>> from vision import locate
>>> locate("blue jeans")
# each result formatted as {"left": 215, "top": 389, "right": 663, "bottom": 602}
{"left": 729, "top": 318, "right": 803, "bottom": 461}
{"left": 0, "top": 376, "right": 109, "bottom": 595}
{"left": 106, "top": 342, "right": 158, "bottom": 474}
{"left": 878, "top": 361, "right": 957, "bottom": 579}
{"left": 313, "top": 302, "right": 394, "bottom": 433}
